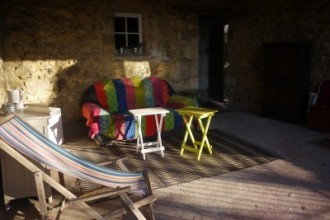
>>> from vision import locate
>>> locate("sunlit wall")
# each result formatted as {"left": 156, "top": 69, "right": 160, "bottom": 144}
{"left": 0, "top": 0, "right": 203, "bottom": 124}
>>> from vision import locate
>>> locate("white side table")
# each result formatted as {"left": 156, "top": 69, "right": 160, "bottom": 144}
{"left": 0, "top": 104, "right": 63, "bottom": 208}
{"left": 129, "top": 107, "right": 169, "bottom": 160}
{"left": 14, "top": 104, "right": 64, "bottom": 145}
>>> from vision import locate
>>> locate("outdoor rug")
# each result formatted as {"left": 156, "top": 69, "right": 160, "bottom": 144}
{"left": 67, "top": 129, "right": 281, "bottom": 191}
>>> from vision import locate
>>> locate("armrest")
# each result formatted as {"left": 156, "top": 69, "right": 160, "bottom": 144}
{"left": 81, "top": 102, "right": 110, "bottom": 139}
{"left": 166, "top": 94, "right": 197, "bottom": 109}
{"left": 82, "top": 102, "right": 109, "bottom": 123}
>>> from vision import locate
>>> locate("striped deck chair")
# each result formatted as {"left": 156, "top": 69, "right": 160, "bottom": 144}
{"left": 0, "top": 114, "right": 156, "bottom": 220}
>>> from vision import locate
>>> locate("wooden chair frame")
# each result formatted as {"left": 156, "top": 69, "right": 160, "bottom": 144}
{"left": 0, "top": 115, "right": 156, "bottom": 220}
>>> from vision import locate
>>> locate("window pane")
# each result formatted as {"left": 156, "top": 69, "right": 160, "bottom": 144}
{"left": 127, "top": 34, "right": 139, "bottom": 48}
{"left": 114, "top": 17, "right": 125, "bottom": 32}
{"left": 127, "top": 17, "right": 139, "bottom": 32}
{"left": 115, "top": 34, "right": 126, "bottom": 49}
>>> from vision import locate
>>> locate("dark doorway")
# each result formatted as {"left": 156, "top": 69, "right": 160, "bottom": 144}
{"left": 263, "top": 42, "right": 311, "bottom": 123}
{"left": 199, "top": 15, "right": 229, "bottom": 103}
{"left": 208, "top": 23, "right": 224, "bottom": 101}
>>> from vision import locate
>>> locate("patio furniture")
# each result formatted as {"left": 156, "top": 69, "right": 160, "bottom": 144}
{"left": 81, "top": 76, "right": 197, "bottom": 141}
{"left": 176, "top": 106, "right": 218, "bottom": 161}
{"left": 179, "top": 89, "right": 208, "bottom": 107}
{"left": 0, "top": 114, "right": 156, "bottom": 220}
{"left": 0, "top": 104, "right": 63, "bottom": 208}
{"left": 129, "top": 107, "right": 169, "bottom": 160}
{"left": 177, "top": 107, "right": 218, "bottom": 161}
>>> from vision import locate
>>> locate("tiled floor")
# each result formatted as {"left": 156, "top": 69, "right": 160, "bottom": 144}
{"left": 1, "top": 110, "right": 330, "bottom": 219}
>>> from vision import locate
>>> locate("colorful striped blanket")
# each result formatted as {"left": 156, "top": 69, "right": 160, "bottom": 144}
{"left": 82, "top": 77, "right": 196, "bottom": 140}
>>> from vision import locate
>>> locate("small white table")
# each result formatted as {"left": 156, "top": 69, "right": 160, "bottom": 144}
{"left": 0, "top": 104, "right": 63, "bottom": 208}
{"left": 129, "top": 107, "right": 169, "bottom": 160}
{"left": 15, "top": 104, "right": 64, "bottom": 145}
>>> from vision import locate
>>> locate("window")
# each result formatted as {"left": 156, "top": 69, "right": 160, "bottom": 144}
{"left": 114, "top": 13, "right": 142, "bottom": 54}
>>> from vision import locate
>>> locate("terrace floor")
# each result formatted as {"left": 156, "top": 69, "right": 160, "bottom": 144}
{"left": 1, "top": 110, "right": 330, "bottom": 219}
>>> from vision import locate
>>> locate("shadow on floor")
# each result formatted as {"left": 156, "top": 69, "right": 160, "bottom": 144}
{"left": 0, "top": 198, "right": 40, "bottom": 220}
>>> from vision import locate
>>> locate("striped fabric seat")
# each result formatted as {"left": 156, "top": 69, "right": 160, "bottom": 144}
{"left": 0, "top": 114, "right": 155, "bottom": 219}
{"left": 0, "top": 114, "right": 146, "bottom": 191}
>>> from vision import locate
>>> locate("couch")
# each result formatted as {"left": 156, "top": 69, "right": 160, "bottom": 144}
{"left": 81, "top": 76, "right": 196, "bottom": 141}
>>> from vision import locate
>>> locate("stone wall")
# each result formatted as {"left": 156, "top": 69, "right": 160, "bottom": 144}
{"left": 0, "top": 0, "right": 206, "bottom": 125}
{"left": 228, "top": 0, "right": 330, "bottom": 113}
{"left": 1, "top": 0, "right": 329, "bottom": 126}
{"left": 0, "top": 5, "right": 6, "bottom": 106}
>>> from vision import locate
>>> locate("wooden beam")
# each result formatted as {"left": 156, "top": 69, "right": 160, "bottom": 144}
{"left": 171, "top": 5, "right": 246, "bottom": 17}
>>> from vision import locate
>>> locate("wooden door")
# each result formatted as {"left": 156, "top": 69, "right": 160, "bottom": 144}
{"left": 263, "top": 42, "right": 311, "bottom": 123}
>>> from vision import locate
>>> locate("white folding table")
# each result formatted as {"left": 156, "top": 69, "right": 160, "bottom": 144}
{"left": 129, "top": 107, "right": 169, "bottom": 160}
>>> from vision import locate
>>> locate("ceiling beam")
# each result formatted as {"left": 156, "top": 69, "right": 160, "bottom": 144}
{"left": 171, "top": 5, "right": 246, "bottom": 17}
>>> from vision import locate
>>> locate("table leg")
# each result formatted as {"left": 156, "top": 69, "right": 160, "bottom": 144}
{"left": 196, "top": 115, "right": 213, "bottom": 161}
{"left": 136, "top": 116, "right": 146, "bottom": 160}
{"left": 154, "top": 114, "right": 165, "bottom": 157}
{"left": 180, "top": 115, "right": 198, "bottom": 155}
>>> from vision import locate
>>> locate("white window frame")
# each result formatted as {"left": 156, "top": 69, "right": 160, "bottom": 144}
{"left": 114, "top": 12, "right": 142, "bottom": 49}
